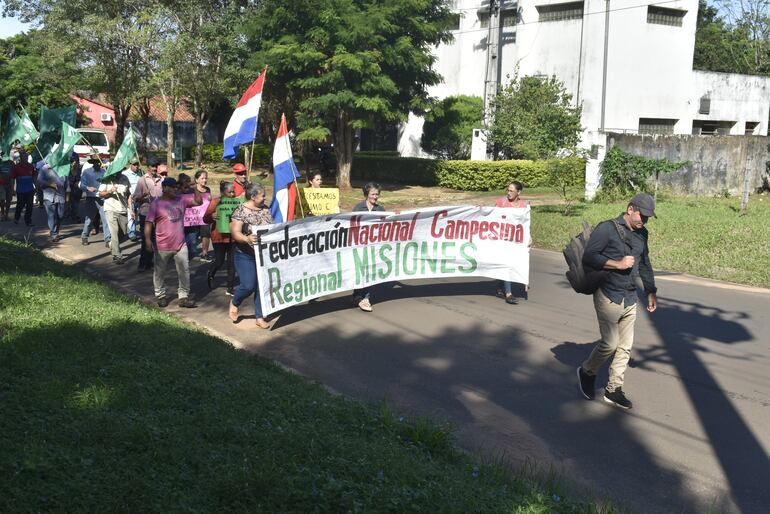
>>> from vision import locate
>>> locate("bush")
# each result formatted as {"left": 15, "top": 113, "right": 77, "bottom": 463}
{"left": 351, "top": 154, "right": 585, "bottom": 191}
{"left": 200, "top": 143, "right": 271, "bottom": 165}
{"left": 421, "top": 95, "right": 483, "bottom": 160}
{"left": 437, "top": 157, "right": 585, "bottom": 191}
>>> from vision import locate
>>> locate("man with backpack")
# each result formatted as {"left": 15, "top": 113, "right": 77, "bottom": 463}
{"left": 576, "top": 193, "right": 658, "bottom": 410}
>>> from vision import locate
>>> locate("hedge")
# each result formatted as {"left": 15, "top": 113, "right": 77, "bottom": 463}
{"left": 351, "top": 155, "right": 585, "bottom": 190}
{"left": 200, "top": 143, "right": 271, "bottom": 165}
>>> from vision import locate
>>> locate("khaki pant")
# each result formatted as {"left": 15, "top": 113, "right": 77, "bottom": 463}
{"left": 153, "top": 245, "right": 190, "bottom": 300}
{"left": 105, "top": 210, "right": 128, "bottom": 258}
{"left": 582, "top": 289, "right": 637, "bottom": 392}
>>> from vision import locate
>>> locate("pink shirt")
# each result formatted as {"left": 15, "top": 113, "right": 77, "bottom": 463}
{"left": 496, "top": 197, "right": 527, "bottom": 208}
{"left": 146, "top": 195, "right": 198, "bottom": 252}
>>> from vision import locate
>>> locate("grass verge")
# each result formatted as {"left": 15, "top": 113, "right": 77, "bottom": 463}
{"left": 0, "top": 237, "right": 608, "bottom": 512}
{"left": 531, "top": 195, "right": 770, "bottom": 288}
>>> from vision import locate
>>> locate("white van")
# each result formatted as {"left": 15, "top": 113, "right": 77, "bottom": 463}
{"left": 73, "top": 128, "right": 111, "bottom": 165}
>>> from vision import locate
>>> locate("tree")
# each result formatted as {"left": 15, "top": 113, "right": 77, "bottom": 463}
{"left": 693, "top": 0, "right": 770, "bottom": 75}
{"left": 4, "top": 0, "right": 151, "bottom": 148}
{"left": 0, "top": 30, "right": 81, "bottom": 118}
{"left": 421, "top": 95, "right": 483, "bottom": 160}
{"left": 488, "top": 75, "right": 582, "bottom": 160}
{"left": 243, "top": 0, "right": 454, "bottom": 189}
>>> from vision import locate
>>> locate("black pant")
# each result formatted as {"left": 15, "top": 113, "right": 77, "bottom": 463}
{"left": 14, "top": 191, "right": 34, "bottom": 224}
{"left": 210, "top": 242, "right": 235, "bottom": 288}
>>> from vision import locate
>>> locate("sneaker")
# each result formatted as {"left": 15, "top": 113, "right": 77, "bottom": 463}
{"left": 178, "top": 297, "right": 197, "bottom": 308}
{"left": 225, "top": 288, "right": 234, "bottom": 297}
{"left": 505, "top": 294, "right": 518, "bottom": 305}
{"left": 112, "top": 256, "right": 126, "bottom": 265}
{"left": 81, "top": 237, "right": 89, "bottom": 246}
{"left": 199, "top": 255, "right": 213, "bottom": 263}
{"left": 206, "top": 271, "right": 214, "bottom": 290}
{"left": 603, "top": 388, "right": 633, "bottom": 409}
{"left": 577, "top": 367, "right": 596, "bottom": 400}
{"left": 104, "top": 240, "right": 111, "bottom": 248}
{"left": 157, "top": 297, "right": 169, "bottom": 308}
{"left": 358, "top": 297, "right": 373, "bottom": 312}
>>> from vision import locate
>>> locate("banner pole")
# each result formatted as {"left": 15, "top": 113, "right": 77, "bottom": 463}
{"left": 288, "top": 139, "right": 305, "bottom": 219}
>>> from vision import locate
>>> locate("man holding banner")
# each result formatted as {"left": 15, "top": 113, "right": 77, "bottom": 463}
{"left": 98, "top": 173, "right": 133, "bottom": 264}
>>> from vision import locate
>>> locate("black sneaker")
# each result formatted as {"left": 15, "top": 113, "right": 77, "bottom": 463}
{"left": 157, "top": 297, "right": 169, "bottom": 308}
{"left": 603, "top": 388, "right": 633, "bottom": 409}
{"left": 113, "top": 256, "right": 126, "bottom": 265}
{"left": 225, "top": 288, "right": 234, "bottom": 297}
{"left": 178, "top": 297, "right": 197, "bottom": 308}
{"left": 577, "top": 367, "right": 596, "bottom": 400}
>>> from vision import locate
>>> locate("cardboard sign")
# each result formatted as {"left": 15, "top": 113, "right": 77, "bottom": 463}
{"left": 182, "top": 192, "right": 211, "bottom": 227}
{"left": 215, "top": 196, "right": 245, "bottom": 233}
{"left": 301, "top": 187, "right": 340, "bottom": 216}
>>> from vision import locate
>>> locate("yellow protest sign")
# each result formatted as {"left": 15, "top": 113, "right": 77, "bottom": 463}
{"left": 301, "top": 187, "right": 340, "bottom": 216}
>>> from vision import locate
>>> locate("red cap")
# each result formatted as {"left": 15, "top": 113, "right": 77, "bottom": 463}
{"left": 232, "top": 163, "right": 247, "bottom": 174}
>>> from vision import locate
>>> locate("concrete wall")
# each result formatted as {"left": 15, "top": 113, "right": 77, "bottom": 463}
{"left": 608, "top": 133, "right": 770, "bottom": 196}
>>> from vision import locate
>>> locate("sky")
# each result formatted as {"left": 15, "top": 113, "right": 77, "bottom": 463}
{"left": 0, "top": 14, "right": 31, "bottom": 39}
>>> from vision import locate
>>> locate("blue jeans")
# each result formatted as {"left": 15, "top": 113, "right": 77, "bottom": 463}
{"left": 498, "top": 280, "right": 513, "bottom": 296}
{"left": 232, "top": 250, "right": 262, "bottom": 318}
{"left": 44, "top": 200, "right": 64, "bottom": 236}
{"left": 81, "top": 197, "right": 111, "bottom": 242}
{"left": 184, "top": 226, "right": 200, "bottom": 259}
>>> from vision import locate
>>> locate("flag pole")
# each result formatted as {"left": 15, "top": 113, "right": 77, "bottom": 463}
{"left": 16, "top": 104, "right": 44, "bottom": 161}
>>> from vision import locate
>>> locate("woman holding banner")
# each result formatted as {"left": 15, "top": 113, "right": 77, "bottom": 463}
{"left": 229, "top": 182, "right": 273, "bottom": 329}
{"left": 204, "top": 181, "right": 237, "bottom": 296}
{"left": 351, "top": 182, "right": 385, "bottom": 312}
{"left": 494, "top": 181, "right": 531, "bottom": 305}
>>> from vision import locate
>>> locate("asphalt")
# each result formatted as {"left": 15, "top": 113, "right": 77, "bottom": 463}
{"left": 3, "top": 205, "right": 769, "bottom": 514}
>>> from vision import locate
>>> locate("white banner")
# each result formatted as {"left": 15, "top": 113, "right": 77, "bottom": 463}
{"left": 254, "top": 205, "right": 530, "bottom": 315}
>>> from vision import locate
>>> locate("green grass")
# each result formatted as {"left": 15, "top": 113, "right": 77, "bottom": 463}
{"left": 0, "top": 238, "right": 608, "bottom": 512}
{"left": 532, "top": 195, "right": 770, "bottom": 288}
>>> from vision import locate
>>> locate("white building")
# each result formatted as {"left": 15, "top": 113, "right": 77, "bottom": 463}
{"left": 399, "top": 0, "right": 770, "bottom": 183}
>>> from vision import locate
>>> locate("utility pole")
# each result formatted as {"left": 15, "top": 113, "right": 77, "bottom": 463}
{"left": 482, "top": 0, "right": 500, "bottom": 124}
{"left": 600, "top": 0, "right": 611, "bottom": 131}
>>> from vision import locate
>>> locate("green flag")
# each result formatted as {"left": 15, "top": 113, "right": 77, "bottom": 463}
{"left": 39, "top": 105, "right": 77, "bottom": 157}
{"left": 2, "top": 109, "right": 40, "bottom": 155}
{"left": 103, "top": 126, "right": 137, "bottom": 180}
{"left": 48, "top": 122, "right": 81, "bottom": 177}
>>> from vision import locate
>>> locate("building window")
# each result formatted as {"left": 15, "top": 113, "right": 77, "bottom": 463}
{"left": 501, "top": 13, "right": 518, "bottom": 27}
{"left": 479, "top": 14, "right": 489, "bottom": 28}
{"left": 647, "top": 6, "right": 686, "bottom": 27}
{"left": 639, "top": 118, "right": 676, "bottom": 135}
{"left": 745, "top": 121, "right": 760, "bottom": 135}
{"left": 692, "top": 120, "right": 735, "bottom": 135}
{"left": 537, "top": 2, "right": 584, "bottom": 22}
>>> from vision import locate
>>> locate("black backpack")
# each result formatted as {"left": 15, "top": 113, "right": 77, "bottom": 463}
{"left": 563, "top": 221, "right": 624, "bottom": 295}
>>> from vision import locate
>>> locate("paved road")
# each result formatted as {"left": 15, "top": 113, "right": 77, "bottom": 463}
{"left": 4, "top": 209, "right": 769, "bottom": 513}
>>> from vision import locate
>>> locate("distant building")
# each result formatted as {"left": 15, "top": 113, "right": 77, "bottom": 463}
{"left": 399, "top": 0, "right": 770, "bottom": 161}
{"left": 71, "top": 94, "right": 218, "bottom": 151}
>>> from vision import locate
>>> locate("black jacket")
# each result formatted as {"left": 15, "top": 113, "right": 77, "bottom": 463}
{"left": 583, "top": 214, "right": 657, "bottom": 305}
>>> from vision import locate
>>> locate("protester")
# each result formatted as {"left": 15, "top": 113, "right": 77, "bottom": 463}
{"left": 577, "top": 193, "right": 658, "bottom": 410}
{"left": 194, "top": 170, "right": 212, "bottom": 262}
{"left": 0, "top": 159, "right": 12, "bottom": 221}
{"left": 158, "top": 163, "right": 169, "bottom": 177}
{"left": 494, "top": 181, "right": 529, "bottom": 305}
{"left": 132, "top": 158, "right": 163, "bottom": 271}
{"left": 98, "top": 171, "right": 133, "bottom": 264}
{"left": 80, "top": 153, "right": 110, "bottom": 247}
{"left": 203, "top": 181, "right": 236, "bottom": 296}
{"left": 232, "top": 163, "right": 248, "bottom": 197}
{"left": 308, "top": 171, "right": 323, "bottom": 189}
{"left": 229, "top": 182, "right": 273, "bottom": 329}
{"left": 36, "top": 163, "right": 66, "bottom": 242}
{"left": 65, "top": 152, "right": 82, "bottom": 222}
{"left": 144, "top": 177, "right": 202, "bottom": 308}
{"left": 10, "top": 147, "right": 36, "bottom": 226}
{"left": 351, "top": 181, "right": 385, "bottom": 312}
{"left": 122, "top": 158, "right": 143, "bottom": 241}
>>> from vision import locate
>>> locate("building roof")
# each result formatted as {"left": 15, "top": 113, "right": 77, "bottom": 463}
{"left": 71, "top": 94, "right": 196, "bottom": 123}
